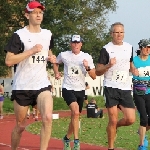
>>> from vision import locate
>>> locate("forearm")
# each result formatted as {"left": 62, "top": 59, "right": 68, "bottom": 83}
{"left": 129, "top": 62, "right": 135, "bottom": 73}
{"left": 5, "top": 50, "right": 33, "bottom": 67}
{"left": 96, "top": 64, "right": 111, "bottom": 76}
{"left": 48, "top": 50, "right": 53, "bottom": 56}
{"left": 53, "top": 63, "right": 59, "bottom": 74}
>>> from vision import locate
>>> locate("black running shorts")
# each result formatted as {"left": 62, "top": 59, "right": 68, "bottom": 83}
{"left": 11, "top": 85, "right": 52, "bottom": 106}
{"left": 104, "top": 86, "right": 135, "bottom": 108}
{"left": 62, "top": 88, "right": 85, "bottom": 113}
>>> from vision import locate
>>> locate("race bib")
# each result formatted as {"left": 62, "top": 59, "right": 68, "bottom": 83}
{"left": 68, "top": 66, "right": 81, "bottom": 76}
{"left": 112, "top": 70, "right": 128, "bottom": 83}
{"left": 138, "top": 66, "right": 150, "bottom": 77}
{"left": 29, "top": 51, "right": 47, "bottom": 64}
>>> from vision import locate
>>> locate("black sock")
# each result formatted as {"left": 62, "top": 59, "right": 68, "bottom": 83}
{"left": 64, "top": 135, "right": 69, "bottom": 140}
{"left": 74, "top": 139, "right": 79, "bottom": 144}
{"left": 74, "top": 139, "right": 79, "bottom": 141}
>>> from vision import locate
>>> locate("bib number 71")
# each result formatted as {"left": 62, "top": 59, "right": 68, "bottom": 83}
{"left": 112, "top": 70, "right": 128, "bottom": 83}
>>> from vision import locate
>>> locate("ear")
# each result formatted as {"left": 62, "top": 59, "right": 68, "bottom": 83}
{"left": 25, "top": 13, "right": 29, "bottom": 20}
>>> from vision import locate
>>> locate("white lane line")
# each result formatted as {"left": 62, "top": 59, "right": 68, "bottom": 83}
{"left": 0, "top": 143, "right": 29, "bottom": 150}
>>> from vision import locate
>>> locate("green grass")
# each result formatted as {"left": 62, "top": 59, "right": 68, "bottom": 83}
{"left": 3, "top": 96, "right": 105, "bottom": 113}
{"left": 26, "top": 113, "right": 150, "bottom": 150}
{"left": 3, "top": 98, "right": 14, "bottom": 113}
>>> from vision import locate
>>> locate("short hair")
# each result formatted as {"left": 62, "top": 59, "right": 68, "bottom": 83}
{"left": 136, "top": 49, "right": 141, "bottom": 56}
{"left": 90, "top": 98, "right": 96, "bottom": 103}
{"left": 110, "top": 22, "right": 124, "bottom": 32}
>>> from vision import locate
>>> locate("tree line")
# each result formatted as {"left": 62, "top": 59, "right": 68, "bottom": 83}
{"left": 0, "top": 0, "right": 117, "bottom": 77}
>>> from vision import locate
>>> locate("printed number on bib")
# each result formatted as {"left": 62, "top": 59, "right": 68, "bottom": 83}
{"left": 138, "top": 66, "right": 150, "bottom": 77}
{"left": 68, "top": 66, "right": 81, "bottom": 76}
{"left": 29, "top": 51, "right": 47, "bottom": 64}
{"left": 112, "top": 70, "right": 128, "bottom": 83}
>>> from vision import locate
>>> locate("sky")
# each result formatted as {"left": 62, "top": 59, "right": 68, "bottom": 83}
{"left": 107, "top": 0, "right": 150, "bottom": 56}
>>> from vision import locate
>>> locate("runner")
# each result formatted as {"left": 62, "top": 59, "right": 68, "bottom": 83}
{"left": 53, "top": 34, "right": 96, "bottom": 150}
{"left": 131, "top": 38, "right": 150, "bottom": 150}
{"left": 4, "top": 1, "right": 56, "bottom": 149}
{"left": 96, "top": 22, "right": 135, "bottom": 150}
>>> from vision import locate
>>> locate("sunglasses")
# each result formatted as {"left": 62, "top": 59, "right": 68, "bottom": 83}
{"left": 71, "top": 41, "right": 81, "bottom": 43}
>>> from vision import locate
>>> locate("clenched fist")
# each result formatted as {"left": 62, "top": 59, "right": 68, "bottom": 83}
{"left": 31, "top": 44, "right": 43, "bottom": 54}
{"left": 83, "top": 59, "right": 88, "bottom": 68}
{"left": 132, "top": 68, "right": 139, "bottom": 76}
{"left": 55, "top": 72, "right": 61, "bottom": 80}
{"left": 47, "top": 55, "right": 56, "bottom": 63}
{"left": 109, "top": 57, "right": 116, "bottom": 67}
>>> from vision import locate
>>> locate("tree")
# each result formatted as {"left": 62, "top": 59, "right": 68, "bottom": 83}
{"left": 0, "top": 0, "right": 27, "bottom": 77}
{"left": 0, "top": 0, "right": 117, "bottom": 77}
{"left": 43, "top": 0, "right": 116, "bottom": 60}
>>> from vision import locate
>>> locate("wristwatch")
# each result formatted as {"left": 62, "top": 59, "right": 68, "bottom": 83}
{"left": 86, "top": 66, "right": 91, "bottom": 71}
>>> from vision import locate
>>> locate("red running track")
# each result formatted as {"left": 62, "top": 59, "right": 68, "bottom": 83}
{"left": 0, "top": 110, "right": 123, "bottom": 150}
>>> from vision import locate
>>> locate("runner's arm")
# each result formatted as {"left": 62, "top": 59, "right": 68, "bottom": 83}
{"left": 53, "top": 53, "right": 62, "bottom": 78}
{"left": 4, "top": 33, "right": 35, "bottom": 66}
{"left": 129, "top": 47, "right": 134, "bottom": 73}
{"left": 96, "top": 48, "right": 110, "bottom": 76}
{"left": 87, "top": 68, "right": 96, "bottom": 80}
{"left": 86, "top": 55, "right": 96, "bottom": 80}
{"left": 5, "top": 51, "right": 34, "bottom": 67}
{"left": 96, "top": 63, "right": 111, "bottom": 76}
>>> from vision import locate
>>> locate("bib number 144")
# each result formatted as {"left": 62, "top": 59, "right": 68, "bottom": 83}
{"left": 29, "top": 55, "right": 46, "bottom": 64}
{"left": 29, "top": 50, "right": 47, "bottom": 64}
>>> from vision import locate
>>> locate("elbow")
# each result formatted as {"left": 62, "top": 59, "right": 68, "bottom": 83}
{"left": 5, "top": 60, "right": 13, "bottom": 67}
{"left": 89, "top": 69, "right": 96, "bottom": 79}
{"left": 95, "top": 70, "right": 103, "bottom": 76}
{"left": 129, "top": 68, "right": 133, "bottom": 74}
{"left": 90, "top": 73, "right": 96, "bottom": 80}
{"left": 92, "top": 75, "right": 96, "bottom": 80}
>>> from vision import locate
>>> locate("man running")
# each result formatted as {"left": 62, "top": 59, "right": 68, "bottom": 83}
{"left": 4, "top": 1, "right": 56, "bottom": 150}
{"left": 96, "top": 22, "right": 135, "bottom": 150}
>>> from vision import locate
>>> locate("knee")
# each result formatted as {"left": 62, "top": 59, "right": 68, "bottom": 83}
{"left": 109, "top": 119, "right": 118, "bottom": 126}
{"left": 17, "top": 125, "right": 26, "bottom": 134}
{"left": 42, "top": 113, "right": 53, "bottom": 125}
{"left": 72, "top": 111, "right": 80, "bottom": 118}
{"left": 125, "top": 117, "right": 135, "bottom": 125}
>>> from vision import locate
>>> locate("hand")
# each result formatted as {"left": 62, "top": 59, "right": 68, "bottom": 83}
{"left": 83, "top": 59, "right": 88, "bottom": 68}
{"left": 108, "top": 57, "right": 116, "bottom": 67}
{"left": 55, "top": 72, "right": 61, "bottom": 80}
{"left": 132, "top": 68, "right": 139, "bottom": 76}
{"left": 47, "top": 55, "right": 56, "bottom": 63}
{"left": 31, "top": 44, "right": 43, "bottom": 54}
